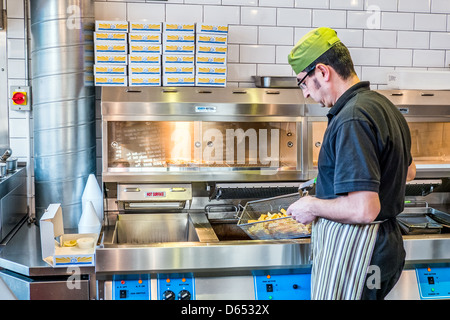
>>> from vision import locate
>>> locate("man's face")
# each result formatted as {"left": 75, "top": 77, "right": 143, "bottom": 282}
{"left": 297, "top": 64, "right": 332, "bottom": 108}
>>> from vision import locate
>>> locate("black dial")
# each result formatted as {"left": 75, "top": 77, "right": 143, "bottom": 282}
{"left": 178, "top": 290, "right": 191, "bottom": 300}
{"left": 162, "top": 290, "right": 175, "bottom": 300}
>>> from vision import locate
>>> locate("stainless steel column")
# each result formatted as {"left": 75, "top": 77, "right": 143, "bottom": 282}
{"left": 30, "top": 0, "right": 96, "bottom": 228}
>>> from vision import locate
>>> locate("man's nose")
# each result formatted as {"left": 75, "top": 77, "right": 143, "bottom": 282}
{"left": 302, "top": 88, "right": 309, "bottom": 99}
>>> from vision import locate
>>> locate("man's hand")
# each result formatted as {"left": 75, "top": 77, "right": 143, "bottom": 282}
{"left": 286, "top": 196, "right": 317, "bottom": 225}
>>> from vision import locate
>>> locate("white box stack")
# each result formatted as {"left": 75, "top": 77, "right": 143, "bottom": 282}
{"left": 94, "top": 21, "right": 129, "bottom": 86}
{"left": 195, "top": 23, "right": 228, "bottom": 87}
{"left": 128, "top": 22, "right": 162, "bottom": 86}
{"left": 162, "top": 23, "right": 196, "bottom": 86}
{"left": 93, "top": 21, "right": 229, "bottom": 87}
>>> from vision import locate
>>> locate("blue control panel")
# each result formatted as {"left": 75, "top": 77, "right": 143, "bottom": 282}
{"left": 416, "top": 267, "right": 450, "bottom": 299}
{"left": 254, "top": 273, "right": 311, "bottom": 300}
{"left": 112, "top": 274, "right": 151, "bottom": 300}
{"left": 157, "top": 273, "right": 195, "bottom": 300}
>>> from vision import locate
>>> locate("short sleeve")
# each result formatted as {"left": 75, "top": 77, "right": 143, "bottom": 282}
{"left": 333, "top": 119, "right": 381, "bottom": 195}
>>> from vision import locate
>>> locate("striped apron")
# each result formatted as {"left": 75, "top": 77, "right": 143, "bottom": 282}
{"left": 310, "top": 217, "right": 381, "bottom": 300}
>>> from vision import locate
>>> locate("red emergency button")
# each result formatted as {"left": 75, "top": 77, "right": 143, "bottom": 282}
{"left": 12, "top": 92, "right": 26, "bottom": 105}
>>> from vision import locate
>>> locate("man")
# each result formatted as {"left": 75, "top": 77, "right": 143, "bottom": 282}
{"left": 286, "top": 27, "right": 416, "bottom": 300}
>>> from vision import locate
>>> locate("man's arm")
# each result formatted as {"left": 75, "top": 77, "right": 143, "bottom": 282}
{"left": 286, "top": 191, "right": 380, "bottom": 225}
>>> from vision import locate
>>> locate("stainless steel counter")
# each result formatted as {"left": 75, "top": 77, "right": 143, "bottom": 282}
{"left": 95, "top": 234, "right": 450, "bottom": 275}
{"left": 0, "top": 222, "right": 95, "bottom": 299}
{"left": 1, "top": 217, "right": 450, "bottom": 300}
{"left": 2, "top": 218, "right": 449, "bottom": 277}
{"left": 0, "top": 222, "right": 94, "bottom": 277}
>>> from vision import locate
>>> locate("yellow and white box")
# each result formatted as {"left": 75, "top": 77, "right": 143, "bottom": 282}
{"left": 162, "top": 54, "right": 195, "bottom": 66}
{"left": 95, "top": 53, "right": 128, "bottom": 65}
{"left": 163, "top": 75, "right": 195, "bottom": 86}
{"left": 196, "top": 34, "right": 227, "bottom": 45}
{"left": 85, "top": 74, "right": 94, "bottom": 86}
{"left": 196, "top": 65, "right": 227, "bottom": 76}
{"left": 129, "top": 22, "right": 162, "bottom": 33}
{"left": 129, "top": 32, "right": 162, "bottom": 44}
{"left": 129, "top": 53, "right": 161, "bottom": 65}
{"left": 95, "top": 41, "right": 127, "bottom": 54}
{"left": 95, "top": 20, "right": 128, "bottom": 33}
{"left": 163, "top": 63, "right": 194, "bottom": 76}
{"left": 164, "top": 33, "right": 195, "bottom": 44}
{"left": 195, "top": 76, "right": 227, "bottom": 87}
{"left": 163, "top": 23, "right": 195, "bottom": 33}
{"left": 196, "top": 44, "right": 227, "bottom": 55}
{"left": 196, "top": 54, "right": 227, "bottom": 66}
{"left": 129, "top": 43, "right": 162, "bottom": 54}
{"left": 40, "top": 203, "right": 98, "bottom": 268}
{"left": 94, "top": 32, "right": 127, "bottom": 43}
{"left": 94, "top": 64, "right": 127, "bottom": 76}
{"left": 163, "top": 42, "right": 195, "bottom": 55}
{"left": 129, "top": 64, "right": 161, "bottom": 75}
{"left": 95, "top": 75, "right": 128, "bottom": 86}
{"left": 129, "top": 75, "right": 161, "bottom": 86}
{"left": 196, "top": 23, "right": 228, "bottom": 34}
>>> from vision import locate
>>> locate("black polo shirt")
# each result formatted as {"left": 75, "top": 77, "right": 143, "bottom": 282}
{"left": 316, "top": 81, "right": 412, "bottom": 280}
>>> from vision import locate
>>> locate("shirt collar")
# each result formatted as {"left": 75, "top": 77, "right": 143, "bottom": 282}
{"left": 327, "top": 81, "right": 371, "bottom": 122}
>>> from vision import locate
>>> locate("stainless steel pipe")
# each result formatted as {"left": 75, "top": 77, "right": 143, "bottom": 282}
{"left": 30, "top": 0, "right": 96, "bottom": 228}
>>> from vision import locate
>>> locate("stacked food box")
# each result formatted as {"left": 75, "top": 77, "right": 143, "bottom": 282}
{"left": 128, "top": 22, "right": 163, "bottom": 86}
{"left": 161, "top": 23, "right": 196, "bottom": 86}
{"left": 93, "top": 21, "right": 228, "bottom": 87}
{"left": 94, "top": 21, "right": 129, "bottom": 86}
{"left": 195, "top": 24, "right": 228, "bottom": 87}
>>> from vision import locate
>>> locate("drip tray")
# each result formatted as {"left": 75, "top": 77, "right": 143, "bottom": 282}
{"left": 397, "top": 207, "right": 450, "bottom": 235}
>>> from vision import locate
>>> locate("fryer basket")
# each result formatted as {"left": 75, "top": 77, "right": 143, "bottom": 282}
{"left": 237, "top": 193, "right": 311, "bottom": 240}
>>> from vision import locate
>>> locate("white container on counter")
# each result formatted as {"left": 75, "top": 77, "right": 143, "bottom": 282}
{"left": 78, "top": 201, "right": 101, "bottom": 235}
{"left": 81, "top": 174, "right": 103, "bottom": 223}
{"left": 40, "top": 203, "right": 98, "bottom": 267}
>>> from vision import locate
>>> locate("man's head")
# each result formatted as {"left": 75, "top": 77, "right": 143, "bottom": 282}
{"left": 288, "top": 27, "right": 358, "bottom": 106}
{"left": 288, "top": 27, "right": 341, "bottom": 75}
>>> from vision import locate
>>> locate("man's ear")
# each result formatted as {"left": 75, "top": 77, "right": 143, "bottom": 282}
{"left": 316, "top": 63, "right": 331, "bottom": 82}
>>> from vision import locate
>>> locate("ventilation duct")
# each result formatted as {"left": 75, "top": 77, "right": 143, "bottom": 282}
{"left": 30, "top": 0, "right": 96, "bottom": 228}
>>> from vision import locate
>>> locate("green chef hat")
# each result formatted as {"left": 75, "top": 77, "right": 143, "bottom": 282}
{"left": 288, "top": 27, "right": 341, "bottom": 74}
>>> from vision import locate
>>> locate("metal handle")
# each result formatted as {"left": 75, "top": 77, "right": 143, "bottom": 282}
{"left": 162, "top": 88, "right": 178, "bottom": 93}
{"left": 170, "top": 187, "right": 186, "bottom": 192}
{"left": 205, "top": 204, "right": 238, "bottom": 214}
{"left": 123, "top": 187, "right": 140, "bottom": 192}
{"left": 237, "top": 203, "right": 246, "bottom": 220}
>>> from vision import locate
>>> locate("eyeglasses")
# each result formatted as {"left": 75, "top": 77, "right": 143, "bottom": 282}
{"left": 297, "top": 65, "right": 316, "bottom": 90}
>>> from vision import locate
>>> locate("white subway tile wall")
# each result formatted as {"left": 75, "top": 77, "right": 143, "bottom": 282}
{"left": 4, "top": 0, "right": 450, "bottom": 214}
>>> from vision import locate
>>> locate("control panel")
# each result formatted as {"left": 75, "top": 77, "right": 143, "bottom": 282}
{"left": 416, "top": 266, "right": 450, "bottom": 299}
{"left": 253, "top": 273, "right": 311, "bottom": 300}
{"left": 157, "top": 273, "right": 195, "bottom": 300}
{"left": 112, "top": 274, "right": 151, "bottom": 300}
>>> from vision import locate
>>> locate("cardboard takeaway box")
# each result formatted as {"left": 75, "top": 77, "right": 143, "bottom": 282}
{"left": 40, "top": 203, "right": 98, "bottom": 268}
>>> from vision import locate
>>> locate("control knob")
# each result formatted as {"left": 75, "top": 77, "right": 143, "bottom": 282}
{"left": 178, "top": 290, "right": 191, "bottom": 300}
{"left": 162, "top": 290, "right": 175, "bottom": 300}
